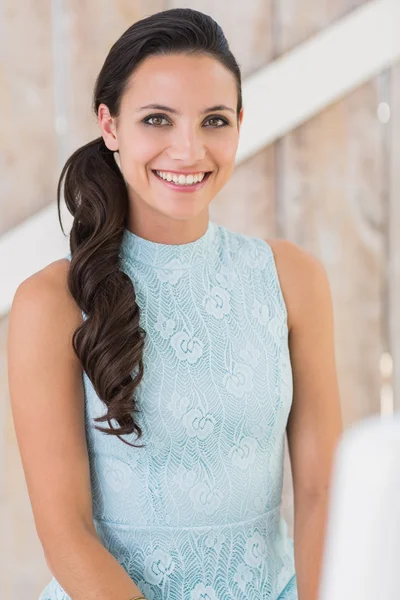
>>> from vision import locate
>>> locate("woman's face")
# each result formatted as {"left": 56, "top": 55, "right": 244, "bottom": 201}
{"left": 99, "top": 53, "right": 244, "bottom": 230}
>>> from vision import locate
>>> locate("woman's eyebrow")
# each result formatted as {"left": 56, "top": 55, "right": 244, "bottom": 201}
{"left": 136, "top": 103, "right": 235, "bottom": 115}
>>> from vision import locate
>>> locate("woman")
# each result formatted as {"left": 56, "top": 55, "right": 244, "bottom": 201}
{"left": 8, "top": 7, "right": 343, "bottom": 600}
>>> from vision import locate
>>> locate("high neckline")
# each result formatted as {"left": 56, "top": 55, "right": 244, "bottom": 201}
{"left": 119, "top": 219, "right": 217, "bottom": 269}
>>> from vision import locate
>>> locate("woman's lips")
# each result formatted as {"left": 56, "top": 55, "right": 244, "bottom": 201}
{"left": 152, "top": 170, "right": 212, "bottom": 192}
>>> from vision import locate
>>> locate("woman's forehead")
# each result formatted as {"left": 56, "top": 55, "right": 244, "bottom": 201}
{"left": 123, "top": 55, "right": 237, "bottom": 109}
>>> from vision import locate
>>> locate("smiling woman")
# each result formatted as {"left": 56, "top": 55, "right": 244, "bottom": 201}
{"left": 7, "top": 7, "right": 304, "bottom": 600}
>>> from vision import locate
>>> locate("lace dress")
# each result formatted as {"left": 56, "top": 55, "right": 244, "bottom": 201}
{"left": 38, "top": 219, "right": 298, "bottom": 599}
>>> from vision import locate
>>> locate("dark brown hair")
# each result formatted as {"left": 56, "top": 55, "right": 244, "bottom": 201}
{"left": 57, "top": 8, "right": 243, "bottom": 447}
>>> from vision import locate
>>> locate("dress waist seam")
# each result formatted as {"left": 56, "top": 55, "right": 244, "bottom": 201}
{"left": 92, "top": 503, "right": 281, "bottom": 530}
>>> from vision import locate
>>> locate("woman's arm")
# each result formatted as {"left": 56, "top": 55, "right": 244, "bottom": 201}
{"left": 7, "top": 260, "right": 145, "bottom": 600}
{"left": 44, "top": 527, "right": 144, "bottom": 600}
{"left": 269, "top": 239, "right": 344, "bottom": 600}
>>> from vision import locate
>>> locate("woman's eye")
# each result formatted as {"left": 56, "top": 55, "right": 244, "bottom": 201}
{"left": 143, "top": 115, "right": 170, "bottom": 127}
{"left": 142, "top": 114, "right": 229, "bottom": 128}
{"left": 205, "top": 117, "right": 228, "bottom": 127}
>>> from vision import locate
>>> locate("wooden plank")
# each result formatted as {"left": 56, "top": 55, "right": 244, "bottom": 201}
{"left": 0, "top": 0, "right": 56, "bottom": 235}
{"left": 389, "top": 64, "right": 400, "bottom": 410}
{"left": 277, "top": 83, "right": 385, "bottom": 425}
{"left": 275, "top": 0, "right": 384, "bottom": 428}
{"left": 275, "top": 0, "right": 366, "bottom": 53}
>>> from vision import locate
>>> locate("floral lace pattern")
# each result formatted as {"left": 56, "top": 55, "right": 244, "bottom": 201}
{"left": 39, "top": 221, "right": 297, "bottom": 599}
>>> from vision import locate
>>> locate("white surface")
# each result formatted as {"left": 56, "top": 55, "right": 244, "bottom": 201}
{"left": 318, "top": 414, "right": 400, "bottom": 600}
{"left": 0, "top": 205, "right": 73, "bottom": 315}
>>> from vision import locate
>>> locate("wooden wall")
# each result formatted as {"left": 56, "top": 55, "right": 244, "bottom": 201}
{"left": 1, "top": 1, "right": 397, "bottom": 597}
{"left": 389, "top": 64, "right": 400, "bottom": 411}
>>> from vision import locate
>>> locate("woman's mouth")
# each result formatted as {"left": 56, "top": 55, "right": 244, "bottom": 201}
{"left": 151, "top": 170, "right": 212, "bottom": 192}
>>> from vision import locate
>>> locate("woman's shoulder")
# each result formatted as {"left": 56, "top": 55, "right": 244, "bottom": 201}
{"left": 265, "top": 238, "right": 330, "bottom": 331}
{"left": 11, "top": 257, "right": 83, "bottom": 340}
{"left": 17, "top": 258, "right": 72, "bottom": 305}
{"left": 37, "top": 256, "right": 71, "bottom": 281}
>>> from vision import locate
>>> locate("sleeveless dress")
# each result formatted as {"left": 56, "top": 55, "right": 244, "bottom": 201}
{"left": 38, "top": 219, "right": 298, "bottom": 600}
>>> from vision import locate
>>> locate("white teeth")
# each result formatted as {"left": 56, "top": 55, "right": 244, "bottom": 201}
{"left": 155, "top": 170, "right": 207, "bottom": 185}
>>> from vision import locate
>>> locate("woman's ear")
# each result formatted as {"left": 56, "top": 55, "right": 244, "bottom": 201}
{"left": 238, "top": 107, "right": 244, "bottom": 132}
{"left": 98, "top": 103, "right": 119, "bottom": 152}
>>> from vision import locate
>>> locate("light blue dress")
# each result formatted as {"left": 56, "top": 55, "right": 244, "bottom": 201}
{"left": 39, "top": 219, "right": 298, "bottom": 599}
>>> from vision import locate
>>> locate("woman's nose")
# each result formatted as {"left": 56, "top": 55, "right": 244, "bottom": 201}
{"left": 168, "top": 129, "right": 206, "bottom": 162}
